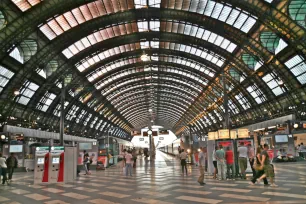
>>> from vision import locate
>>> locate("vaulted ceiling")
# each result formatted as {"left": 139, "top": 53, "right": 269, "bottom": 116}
{"left": 0, "top": 0, "right": 306, "bottom": 140}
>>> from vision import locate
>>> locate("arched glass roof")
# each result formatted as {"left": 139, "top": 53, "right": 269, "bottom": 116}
{"left": 1, "top": 0, "right": 306, "bottom": 139}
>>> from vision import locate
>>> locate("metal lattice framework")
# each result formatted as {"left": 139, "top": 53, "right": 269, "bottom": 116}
{"left": 0, "top": 0, "right": 306, "bottom": 140}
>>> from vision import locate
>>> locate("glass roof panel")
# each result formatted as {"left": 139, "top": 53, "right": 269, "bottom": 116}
{"left": 11, "top": 0, "right": 41, "bottom": 12}
{"left": 285, "top": 55, "right": 306, "bottom": 85}
{"left": 162, "top": 0, "right": 257, "bottom": 33}
{"left": 39, "top": 0, "right": 135, "bottom": 40}
{"left": 161, "top": 21, "right": 237, "bottom": 53}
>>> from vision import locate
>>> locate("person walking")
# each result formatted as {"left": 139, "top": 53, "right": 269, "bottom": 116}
{"left": 212, "top": 146, "right": 218, "bottom": 179}
{"left": 6, "top": 153, "right": 18, "bottom": 182}
{"left": 83, "top": 155, "right": 90, "bottom": 175}
{"left": 248, "top": 144, "right": 256, "bottom": 178}
{"left": 125, "top": 150, "right": 133, "bottom": 176}
{"left": 216, "top": 145, "right": 226, "bottom": 180}
{"left": 132, "top": 149, "right": 137, "bottom": 168}
{"left": 238, "top": 142, "right": 248, "bottom": 179}
{"left": 250, "top": 146, "right": 269, "bottom": 186}
{"left": 225, "top": 147, "right": 235, "bottom": 180}
{"left": 257, "top": 144, "right": 277, "bottom": 187}
{"left": 0, "top": 153, "right": 8, "bottom": 185}
{"left": 179, "top": 149, "right": 188, "bottom": 176}
{"left": 197, "top": 147, "right": 206, "bottom": 185}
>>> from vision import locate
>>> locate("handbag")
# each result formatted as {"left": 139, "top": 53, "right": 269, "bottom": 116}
{"left": 122, "top": 167, "right": 126, "bottom": 174}
{"left": 254, "top": 164, "right": 263, "bottom": 171}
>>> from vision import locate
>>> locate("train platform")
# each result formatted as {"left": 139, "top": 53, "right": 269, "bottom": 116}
{"left": 1, "top": 151, "right": 306, "bottom": 204}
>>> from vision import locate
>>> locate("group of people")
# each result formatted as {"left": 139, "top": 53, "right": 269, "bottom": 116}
{"left": 178, "top": 143, "right": 277, "bottom": 187}
{"left": 178, "top": 147, "right": 206, "bottom": 185}
{"left": 121, "top": 148, "right": 138, "bottom": 177}
{"left": 0, "top": 153, "right": 18, "bottom": 185}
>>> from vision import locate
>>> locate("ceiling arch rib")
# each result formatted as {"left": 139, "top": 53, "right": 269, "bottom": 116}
{"left": 124, "top": 104, "right": 186, "bottom": 125}
{"left": 3, "top": 1, "right": 304, "bottom": 135}
{"left": 85, "top": 50, "right": 217, "bottom": 86}
{"left": 100, "top": 73, "right": 202, "bottom": 97}
{"left": 0, "top": 0, "right": 97, "bottom": 59}
{"left": 3, "top": 4, "right": 302, "bottom": 103}
{"left": 2, "top": 7, "right": 282, "bottom": 113}
{"left": 93, "top": 63, "right": 210, "bottom": 91}
{"left": 113, "top": 90, "right": 194, "bottom": 109}
{"left": 120, "top": 97, "right": 189, "bottom": 117}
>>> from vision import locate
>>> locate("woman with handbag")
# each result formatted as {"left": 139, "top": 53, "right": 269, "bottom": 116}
{"left": 249, "top": 147, "right": 269, "bottom": 185}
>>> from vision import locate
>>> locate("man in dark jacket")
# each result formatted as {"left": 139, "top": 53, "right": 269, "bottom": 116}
{"left": 6, "top": 153, "right": 18, "bottom": 181}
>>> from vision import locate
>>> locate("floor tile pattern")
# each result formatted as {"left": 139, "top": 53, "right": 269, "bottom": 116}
{"left": 0, "top": 151, "right": 306, "bottom": 204}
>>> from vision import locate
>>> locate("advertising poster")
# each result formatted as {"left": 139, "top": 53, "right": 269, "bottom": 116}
{"left": 97, "top": 156, "right": 108, "bottom": 167}
{"left": 88, "top": 152, "right": 97, "bottom": 165}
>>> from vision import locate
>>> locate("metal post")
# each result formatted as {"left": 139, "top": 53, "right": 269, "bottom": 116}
{"left": 149, "top": 133, "right": 152, "bottom": 158}
{"left": 59, "top": 78, "right": 65, "bottom": 146}
{"left": 106, "top": 129, "right": 110, "bottom": 167}
{"left": 223, "top": 71, "right": 229, "bottom": 129}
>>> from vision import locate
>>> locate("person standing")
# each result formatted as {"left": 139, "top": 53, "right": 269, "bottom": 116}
{"left": 197, "top": 147, "right": 206, "bottom": 185}
{"left": 215, "top": 145, "right": 226, "bottom": 180}
{"left": 179, "top": 149, "right": 188, "bottom": 175}
{"left": 299, "top": 143, "right": 304, "bottom": 159}
{"left": 6, "top": 153, "right": 18, "bottom": 181}
{"left": 125, "top": 150, "right": 133, "bottom": 176}
{"left": 83, "top": 155, "right": 89, "bottom": 175}
{"left": 258, "top": 144, "right": 277, "bottom": 187}
{"left": 0, "top": 153, "right": 8, "bottom": 185}
{"left": 225, "top": 147, "right": 235, "bottom": 180}
{"left": 248, "top": 144, "right": 256, "bottom": 178}
{"left": 238, "top": 142, "right": 248, "bottom": 179}
{"left": 212, "top": 146, "right": 218, "bottom": 179}
{"left": 250, "top": 147, "right": 268, "bottom": 185}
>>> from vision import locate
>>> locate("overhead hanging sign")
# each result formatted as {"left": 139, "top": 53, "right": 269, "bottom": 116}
{"left": 230, "top": 130, "right": 237, "bottom": 139}
{"left": 208, "top": 132, "right": 215, "bottom": 140}
{"left": 218, "top": 129, "right": 229, "bottom": 139}
{"left": 238, "top": 129, "right": 249, "bottom": 138}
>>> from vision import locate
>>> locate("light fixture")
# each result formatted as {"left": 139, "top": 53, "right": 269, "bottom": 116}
{"left": 148, "top": 108, "right": 153, "bottom": 112}
{"left": 294, "top": 123, "right": 299, "bottom": 128}
{"left": 1, "top": 135, "right": 5, "bottom": 140}
{"left": 140, "top": 53, "right": 149, "bottom": 62}
{"left": 278, "top": 79, "right": 284, "bottom": 86}
{"left": 14, "top": 90, "right": 20, "bottom": 96}
{"left": 147, "top": 129, "right": 153, "bottom": 135}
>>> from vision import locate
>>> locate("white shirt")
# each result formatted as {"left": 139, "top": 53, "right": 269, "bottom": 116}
{"left": 199, "top": 152, "right": 206, "bottom": 166}
{"left": 212, "top": 150, "right": 216, "bottom": 161}
{"left": 125, "top": 153, "right": 133, "bottom": 164}
{"left": 238, "top": 146, "right": 248, "bottom": 158}
{"left": 180, "top": 152, "right": 187, "bottom": 160}
{"left": 0, "top": 157, "right": 7, "bottom": 168}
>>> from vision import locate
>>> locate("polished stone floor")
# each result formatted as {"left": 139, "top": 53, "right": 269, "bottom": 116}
{"left": 1, "top": 151, "right": 306, "bottom": 204}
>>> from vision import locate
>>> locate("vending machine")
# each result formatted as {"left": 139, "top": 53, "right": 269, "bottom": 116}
{"left": 49, "top": 146, "right": 65, "bottom": 183}
{"left": 34, "top": 146, "right": 50, "bottom": 184}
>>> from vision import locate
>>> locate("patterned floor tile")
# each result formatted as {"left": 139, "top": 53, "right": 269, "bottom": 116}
{"left": 175, "top": 196, "right": 222, "bottom": 204}
{"left": 219, "top": 193, "right": 270, "bottom": 202}
{"left": 88, "top": 199, "right": 121, "bottom": 204}
{"left": 61, "top": 192, "right": 89, "bottom": 199}
{"left": 42, "top": 188, "right": 65, "bottom": 193}
{"left": 24, "top": 193, "right": 50, "bottom": 201}
{"left": 131, "top": 198, "right": 174, "bottom": 204}
{"left": 74, "top": 187, "right": 98, "bottom": 192}
{"left": 99, "top": 191, "right": 131, "bottom": 198}
{"left": 0, "top": 196, "right": 10, "bottom": 202}
{"left": 10, "top": 189, "right": 31, "bottom": 194}
{"left": 44, "top": 200, "right": 70, "bottom": 204}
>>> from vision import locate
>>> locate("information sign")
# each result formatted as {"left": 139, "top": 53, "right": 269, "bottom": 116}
{"left": 218, "top": 129, "right": 230, "bottom": 139}
{"left": 238, "top": 129, "right": 249, "bottom": 138}
{"left": 230, "top": 130, "right": 237, "bottom": 139}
